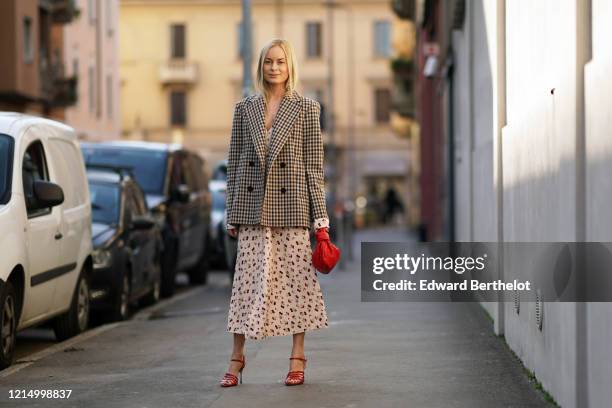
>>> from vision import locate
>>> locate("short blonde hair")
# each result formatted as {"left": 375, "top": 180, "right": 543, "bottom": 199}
{"left": 255, "top": 39, "right": 299, "bottom": 102}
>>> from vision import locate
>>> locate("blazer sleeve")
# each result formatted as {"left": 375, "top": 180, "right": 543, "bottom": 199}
{"left": 303, "top": 100, "right": 329, "bottom": 225}
{"left": 225, "top": 102, "right": 242, "bottom": 229}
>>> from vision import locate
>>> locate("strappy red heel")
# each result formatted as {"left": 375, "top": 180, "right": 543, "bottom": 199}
{"left": 285, "top": 356, "right": 307, "bottom": 386}
{"left": 220, "top": 356, "right": 246, "bottom": 387}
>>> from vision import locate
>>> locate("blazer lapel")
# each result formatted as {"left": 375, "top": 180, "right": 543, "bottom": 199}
{"left": 266, "top": 92, "right": 302, "bottom": 168}
{"left": 244, "top": 95, "right": 267, "bottom": 170}
{"left": 245, "top": 92, "right": 303, "bottom": 171}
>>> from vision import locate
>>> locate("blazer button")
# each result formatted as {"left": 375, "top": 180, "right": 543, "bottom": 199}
{"left": 280, "top": 187, "right": 286, "bottom": 194}
{"left": 280, "top": 162, "right": 286, "bottom": 168}
{"left": 247, "top": 186, "right": 254, "bottom": 192}
{"left": 249, "top": 161, "right": 254, "bottom": 167}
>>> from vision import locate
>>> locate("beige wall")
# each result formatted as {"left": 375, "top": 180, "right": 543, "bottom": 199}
{"left": 120, "top": 0, "right": 410, "bottom": 202}
{"left": 63, "top": 0, "right": 120, "bottom": 140}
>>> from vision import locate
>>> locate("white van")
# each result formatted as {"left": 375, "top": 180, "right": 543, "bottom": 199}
{"left": 0, "top": 113, "right": 93, "bottom": 370}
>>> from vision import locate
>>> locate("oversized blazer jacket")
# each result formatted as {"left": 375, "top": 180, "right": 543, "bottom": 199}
{"left": 225, "top": 90, "right": 329, "bottom": 229}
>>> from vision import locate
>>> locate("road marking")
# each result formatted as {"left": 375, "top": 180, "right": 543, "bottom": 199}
{"left": 1, "top": 285, "right": 206, "bottom": 378}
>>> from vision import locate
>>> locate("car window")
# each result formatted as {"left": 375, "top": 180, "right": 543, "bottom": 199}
{"left": 129, "top": 184, "right": 147, "bottom": 216}
{"left": 22, "top": 141, "right": 51, "bottom": 218}
{"left": 0, "top": 135, "right": 13, "bottom": 205}
{"left": 169, "top": 153, "right": 190, "bottom": 192}
{"left": 181, "top": 153, "right": 196, "bottom": 191}
{"left": 212, "top": 162, "right": 227, "bottom": 181}
{"left": 212, "top": 189, "right": 226, "bottom": 211}
{"left": 189, "top": 154, "right": 208, "bottom": 191}
{"left": 81, "top": 147, "right": 168, "bottom": 195}
{"left": 47, "top": 139, "right": 87, "bottom": 209}
{"left": 89, "top": 182, "right": 120, "bottom": 225}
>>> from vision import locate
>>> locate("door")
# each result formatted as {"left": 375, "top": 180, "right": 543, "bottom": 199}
{"left": 46, "top": 137, "right": 89, "bottom": 312}
{"left": 130, "top": 183, "right": 158, "bottom": 293}
{"left": 169, "top": 153, "right": 199, "bottom": 269}
{"left": 20, "top": 140, "right": 63, "bottom": 322}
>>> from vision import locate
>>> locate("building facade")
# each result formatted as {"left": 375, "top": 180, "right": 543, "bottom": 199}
{"left": 0, "top": 0, "right": 78, "bottom": 116}
{"left": 119, "top": 0, "right": 411, "bottom": 217}
{"left": 63, "top": 0, "right": 121, "bottom": 140}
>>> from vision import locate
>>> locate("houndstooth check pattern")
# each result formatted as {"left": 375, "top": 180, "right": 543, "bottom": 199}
{"left": 225, "top": 90, "right": 329, "bottom": 229}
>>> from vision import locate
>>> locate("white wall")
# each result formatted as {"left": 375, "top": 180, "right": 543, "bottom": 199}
{"left": 451, "top": 0, "right": 611, "bottom": 406}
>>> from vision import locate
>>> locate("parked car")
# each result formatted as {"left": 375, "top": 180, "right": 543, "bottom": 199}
{"left": 208, "top": 181, "right": 228, "bottom": 269}
{"left": 0, "top": 113, "right": 93, "bottom": 370}
{"left": 86, "top": 165, "right": 162, "bottom": 322}
{"left": 222, "top": 208, "right": 238, "bottom": 281}
{"left": 211, "top": 159, "right": 227, "bottom": 181}
{"left": 81, "top": 141, "right": 212, "bottom": 297}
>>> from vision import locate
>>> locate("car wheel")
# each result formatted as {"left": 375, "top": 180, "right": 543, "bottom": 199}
{"left": 53, "top": 269, "right": 90, "bottom": 341}
{"left": 188, "top": 232, "right": 210, "bottom": 286}
{"left": 160, "top": 240, "right": 178, "bottom": 298}
{"left": 111, "top": 272, "right": 131, "bottom": 322}
{"left": 0, "top": 281, "right": 17, "bottom": 370}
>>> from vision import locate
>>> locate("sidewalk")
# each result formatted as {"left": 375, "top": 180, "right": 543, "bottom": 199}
{"left": 0, "top": 226, "right": 553, "bottom": 408}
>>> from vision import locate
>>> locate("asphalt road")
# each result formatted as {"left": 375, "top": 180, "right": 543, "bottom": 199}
{"left": 0, "top": 226, "right": 554, "bottom": 408}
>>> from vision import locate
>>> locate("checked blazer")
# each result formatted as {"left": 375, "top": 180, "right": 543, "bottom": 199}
{"left": 225, "top": 90, "right": 329, "bottom": 229}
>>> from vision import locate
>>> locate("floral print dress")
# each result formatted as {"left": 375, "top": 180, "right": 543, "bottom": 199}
{"left": 226, "top": 126, "right": 330, "bottom": 340}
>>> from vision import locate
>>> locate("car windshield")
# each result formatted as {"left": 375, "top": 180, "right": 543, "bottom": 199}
{"left": 212, "top": 189, "right": 226, "bottom": 211}
{"left": 89, "top": 182, "right": 120, "bottom": 224}
{"left": 81, "top": 147, "right": 167, "bottom": 195}
{"left": 0, "top": 135, "right": 13, "bottom": 205}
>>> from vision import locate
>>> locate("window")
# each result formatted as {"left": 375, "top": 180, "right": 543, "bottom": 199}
{"left": 374, "top": 20, "right": 391, "bottom": 58}
{"left": 88, "top": 66, "right": 96, "bottom": 113}
{"left": 306, "top": 22, "right": 322, "bottom": 58}
{"left": 88, "top": 0, "right": 97, "bottom": 25}
{"left": 374, "top": 88, "right": 391, "bottom": 123}
{"left": 22, "top": 141, "right": 51, "bottom": 218}
{"left": 106, "top": 75, "right": 113, "bottom": 119}
{"left": 0, "top": 135, "right": 13, "bottom": 205}
{"left": 171, "top": 24, "right": 186, "bottom": 59}
{"left": 23, "top": 17, "right": 33, "bottom": 63}
{"left": 170, "top": 90, "right": 187, "bottom": 126}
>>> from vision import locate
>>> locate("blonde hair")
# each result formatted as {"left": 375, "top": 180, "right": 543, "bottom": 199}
{"left": 255, "top": 39, "right": 299, "bottom": 103}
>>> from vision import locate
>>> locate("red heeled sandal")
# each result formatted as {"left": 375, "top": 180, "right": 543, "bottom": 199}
{"left": 285, "top": 356, "right": 307, "bottom": 386}
{"left": 220, "top": 356, "right": 246, "bottom": 387}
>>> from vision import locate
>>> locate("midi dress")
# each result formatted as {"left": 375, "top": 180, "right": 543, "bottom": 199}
{"left": 226, "top": 126, "right": 330, "bottom": 340}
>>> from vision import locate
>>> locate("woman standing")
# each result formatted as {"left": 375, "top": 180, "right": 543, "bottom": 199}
{"left": 220, "top": 39, "right": 330, "bottom": 387}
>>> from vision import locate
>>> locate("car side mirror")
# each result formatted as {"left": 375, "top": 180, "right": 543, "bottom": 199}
{"left": 173, "top": 184, "right": 190, "bottom": 203}
{"left": 130, "top": 215, "right": 155, "bottom": 230}
{"left": 32, "top": 180, "right": 64, "bottom": 209}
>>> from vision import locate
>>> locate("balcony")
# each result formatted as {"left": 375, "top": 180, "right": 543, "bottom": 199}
{"left": 40, "top": 59, "right": 78, "bottom": 107}
{"left": 391, "top": 0, "right": 415, "bottom": 20}
{"left": 40, "top": 0, "right": 79, "bottom": 24}
{"left": 159, "top": 60, "right": 199, "bottom": 86}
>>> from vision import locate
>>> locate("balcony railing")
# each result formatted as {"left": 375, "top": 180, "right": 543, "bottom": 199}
{"left": 44, "top": 0, "right": 79, "bottom": 24}
{"left": 40, "top": 58, "right": 78, "bottom": 107}
{"left": 159, "top": 60, "right": 199, "bottom": 85}
{"left": 391, "top": 0, "right": 415, "bottom": 20}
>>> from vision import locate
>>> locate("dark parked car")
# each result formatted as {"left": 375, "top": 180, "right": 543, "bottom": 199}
{"left": 86, "top": 165, "right": 163, "bottom": 321}
{"left": 209, "top": 181, "right": 228, "bottom": 269}
{"left": 81, "top": 141, "right": 212, "bottom": 297}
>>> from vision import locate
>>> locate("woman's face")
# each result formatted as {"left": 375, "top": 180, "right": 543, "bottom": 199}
{"left": 263, "top": 46, "right": 289, "bottom": 86}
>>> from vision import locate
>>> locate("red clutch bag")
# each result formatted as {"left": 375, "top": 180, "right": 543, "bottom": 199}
{"left": 312, "top": 228, "right": 341, "bottom": 274}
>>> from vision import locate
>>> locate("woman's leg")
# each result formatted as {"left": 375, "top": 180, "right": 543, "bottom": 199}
{"left": 289, "top": 331, "right": 306, "bottom": 371}
{"left": 227, "top": 333, "right": 246, "bottom": 374}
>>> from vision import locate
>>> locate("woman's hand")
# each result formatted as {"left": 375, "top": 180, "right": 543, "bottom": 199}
{"left": 228, "top": 227, "right": 238, "bottom": 238}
